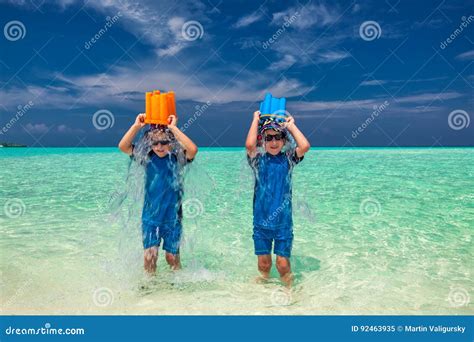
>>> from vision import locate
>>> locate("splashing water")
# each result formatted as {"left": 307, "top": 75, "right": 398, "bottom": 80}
{"left": 110, "top": 128, "right": 222, "bottom": 291}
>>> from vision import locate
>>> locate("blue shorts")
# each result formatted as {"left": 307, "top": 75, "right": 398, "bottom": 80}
{"left": 142, "top": 222, "right": 182, "bottom": 254}
{"left": 252, "top": 226, "right": 293, "bottom": 258}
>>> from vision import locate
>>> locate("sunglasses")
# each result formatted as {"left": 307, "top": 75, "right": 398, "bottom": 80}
{"left": 151, "top": 140, "right": 170, "bottom": 146}
{"left": 264, "top": 133, "right": 285, "bottom": 142}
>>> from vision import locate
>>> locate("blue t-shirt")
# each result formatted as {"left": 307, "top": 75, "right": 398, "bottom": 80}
{"left": 133, "top": 150, "right": 191, "bottom": 226}
{"left": 248, "top": 150, "right": 304, "bottom": 230}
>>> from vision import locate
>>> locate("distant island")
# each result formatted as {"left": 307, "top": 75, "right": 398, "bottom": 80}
{"left": 0, "top": 142, "right": 27, "bottom": 147}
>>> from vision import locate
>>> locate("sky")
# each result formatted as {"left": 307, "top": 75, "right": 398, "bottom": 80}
{"left": 0, "top": 0, "right": 473, "bottom": 147}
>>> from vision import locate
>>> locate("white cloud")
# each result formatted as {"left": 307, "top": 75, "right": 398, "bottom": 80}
{"left": 290, "top": 91, "right": 463, "bottom": 113}
{"left": 360, "top": 76, "right": 449, "bottom": 86}
{"left": 0, "top": 85, "right": 72, "bottom": 109}
{"left": 393, "top": 92, "right": 462, "bottom": 104}
{"left": 57, "top": 124, "right": 85, "bottom": 134}
{"left": 272, "top": 3, "right": 339, "bottom": 29}
{"left": 0, "top": 60, "right": 313, "bottom": 110}
{"left": 24, "top": 123, "right": 49, "bottom": 134}
{"left": 456, "top": 50, "right": 474, "bottom": 61}
{"left": 261, "top": 2, "right": 351, "bottom": 67}
{"left": 268, "top": 55, "right": 296, "bottom": 71}
{"left": 317, "top": 50, "right": 350, "bottom": 63}
{"left": 360, "top": 80, "right": 388, "bottom": 86}
{"left": 262, "top": 30, "right": 350, "bottom": 66}
{"left": 9, "top": 0, "right": 211, "bottom": 57}
{"left": 234, "top": 11, "right": 264, "bottom": 28}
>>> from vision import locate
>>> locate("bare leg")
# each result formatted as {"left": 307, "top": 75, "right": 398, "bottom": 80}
{"left": 257, "top": 254, "right": 272, "bottom": 279}
{"left": 276, "top": 256, "right": 293, "bottom": 287}
{"left": 144, "top": 246, "right": 158, "bottom": 275}
{"left": 165, "top": 252, "right": 181, "bottom": 270}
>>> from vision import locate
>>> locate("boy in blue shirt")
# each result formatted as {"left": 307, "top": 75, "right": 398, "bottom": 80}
{"left": 245, "top": 111, "right": 310, "bottom": 286}
{"left": 119, "top": 113, "right": 198, "bottom": 275}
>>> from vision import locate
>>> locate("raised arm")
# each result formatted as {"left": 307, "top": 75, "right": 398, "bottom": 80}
{"left": 285, "top": 116, "right": 310, "bottom": 158}
{"left": 167, "top": 115, "right": 198, "bottom": 160}
{"left": 245, "top": 111, "right": 260, "bottom": 158}
{"left": 118, "top": 113, "right": 146, "bottom": 156}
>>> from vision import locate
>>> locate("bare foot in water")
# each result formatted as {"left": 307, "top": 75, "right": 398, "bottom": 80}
{"left": 281, "top": 272, "right": 294, "bottom": 288}
{"left": 255, "top": 275, "right": 270, "bottom": 284}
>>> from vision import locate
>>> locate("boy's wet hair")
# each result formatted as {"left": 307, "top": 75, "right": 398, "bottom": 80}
{"left": 145, "top": 124, "right": 175, "bottom": 142}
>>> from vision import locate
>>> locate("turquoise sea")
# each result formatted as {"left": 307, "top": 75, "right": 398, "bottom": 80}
{"left": 0, "top": 147, "right": 472, "bottom": 315}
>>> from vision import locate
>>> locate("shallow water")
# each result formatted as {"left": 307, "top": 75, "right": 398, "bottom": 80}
{"left": 0, "top": 147, "right": 472, "bottom": 314}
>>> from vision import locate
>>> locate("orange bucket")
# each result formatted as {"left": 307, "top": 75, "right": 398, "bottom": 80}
{"left": 144, "top": 90, "right": 177, "bottom": 125}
